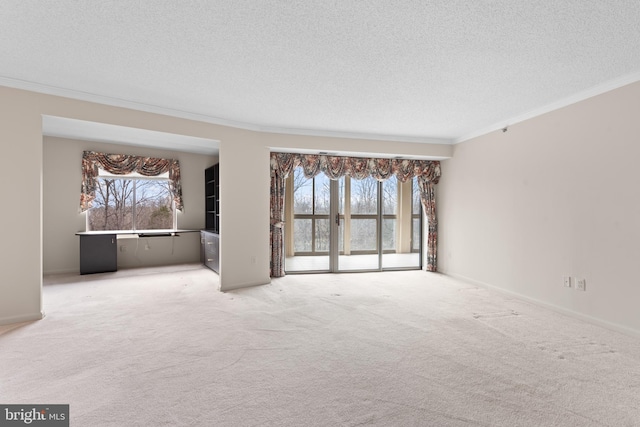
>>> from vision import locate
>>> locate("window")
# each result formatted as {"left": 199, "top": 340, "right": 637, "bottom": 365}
{"left": 292, "top": 170, "right": 331, "bottom": 253}
{"left": 350, "top": 176, "right": 379, "bottom": 253}
{"left": 290, "top": 170, "right": 416, "bottom": 257}
{"left": 381, "top": 175, "right": 398, "bottom": 252}
{"left": 411, "top": 177, "right": 422, "bottom": 253}
{"left": 87, "top": 170, "right": 175, "bottom": 231}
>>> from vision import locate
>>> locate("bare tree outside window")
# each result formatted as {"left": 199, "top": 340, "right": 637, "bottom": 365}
{"left": 293, "top": 172, "right": 313, "bottom": 214}
{"left": 292, "top": 169, "right": 332, "bottom": 253}
{"left": 88, "top": 178, "right": 174, "bottom": 231}
{"left": 290, "top": 170, "right": 410, "bottom": 257}
{"left": 293, "top": 169, "right": 313, "bottom": 251}
{"left": 287, "top": 164, "right": 422, "bottom": 271}
{"left": 382, "top": 176, "right": 398, "bottom": 251}
{"left": 412, "top": 177, "right": 421, "bottom": 252}
{"left": 351, "top": 177, "right": 377, "bottom": 214}
{"left": 350, "top": 177, "right": 378, "bottom": 251}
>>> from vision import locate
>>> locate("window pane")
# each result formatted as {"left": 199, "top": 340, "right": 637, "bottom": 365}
{"left": 135, "top": 180, "right": 173, "bottom": 229}
{"left": 351, "top": 177, "right": 378, "bottom": 214}
{"left": 337, "top": 178, "right": 345, "bottom": 251}
{"left": 293, "top": 168, "right": 313, "bottom": 214}
{"left": 88, "top": 178, "right": 134, "bottom": 231}
{"left": 412, "top": 178, "right": 421, "bottom": 215}
{"left": 350, "top": 219, "right": 377, "bottom": 251}
{"left": 88, "top": 175, "right": 175, "bottom": 232}
{"left": 412, "top": 218, "right": 421, "bottom": 252}
{"left": 382, "top": 176, "right": 397, "bottom": 215}
{"left": 294, "top": 219, "right": 312, "bottom": 252}
{"left": 337, "top": 177, "right": 345, "bottom": 215}
{"left": 315, "top": 218, "right": 330, "bottom": 252}
{"left": 314, "top": 174, "right": 331, "bottom": 214}
{"left": 338, "top": 217, "right": 344, "bottom": 252}
{"left": 382, "top": 218, "right": 396, "bottom": 251}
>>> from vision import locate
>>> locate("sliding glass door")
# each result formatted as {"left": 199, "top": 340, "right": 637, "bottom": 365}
{"left": 337, "top": 174, "right": 379, "bottom": 271}
{"left": 380, "top": 175, "right": 422, "bottom": 269}
{"left": 286, "top": 171, "right": 331, "bottom": 272}
{"left": 285, "top": 167, "right": 421, "bottom": 273}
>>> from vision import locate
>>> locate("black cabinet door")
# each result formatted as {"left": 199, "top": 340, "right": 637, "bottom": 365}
{"left": 80, "top": 234, "right": 117, "bottom": 274}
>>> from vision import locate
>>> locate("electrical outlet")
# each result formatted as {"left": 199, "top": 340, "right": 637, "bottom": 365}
{"left": 120, "top": 245, "right": 127, "bottom": 252}
{"left": 576, "top": 278, "right": 586, "bottom": 291}
{"left": 563, "top": 276, "right": 571, "bottom": 288}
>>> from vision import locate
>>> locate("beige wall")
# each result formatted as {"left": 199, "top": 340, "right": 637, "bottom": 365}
{"left": 0, "top": 88, "right": 43, "bottom": 325}
{"left": 0, "top": 85, "right": 450, "bottom": 324}
{"left": 6, "top": 79, "right": 639, "bottom": 335}
{"left": 438, "top": 80, "right": 640, "bottom": 336}
{"left": 43, "top": 137, "right": 217, "bottom": 274}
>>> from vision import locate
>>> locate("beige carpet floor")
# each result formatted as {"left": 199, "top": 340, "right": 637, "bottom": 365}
{"left": 1, "top": 265, "right": 640, "bottom": 426}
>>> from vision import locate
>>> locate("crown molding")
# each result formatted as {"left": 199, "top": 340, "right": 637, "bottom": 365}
{"left": 454, "top": 72, "right": 640, "bottom": 144}
{"left": 257, "top": 126, "right": 451, "bottom": 145}
{"left": 8, "top": 71, "right": 638, "bottom": 147}
{"left": 0, "top": 75, "right": 452, "bottom": 145}
{"left": 0, "top": 75, "right": 264, "bottom": 130}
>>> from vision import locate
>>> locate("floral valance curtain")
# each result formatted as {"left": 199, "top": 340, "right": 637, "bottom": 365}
{"left": 269, "top": 153, "right": 441, "bottom": 277}
{"left": 270, "top": 153, "right": 441, "bottom": 183}
{"left": 80, "top": 150, "right": 183, "bottom": 212}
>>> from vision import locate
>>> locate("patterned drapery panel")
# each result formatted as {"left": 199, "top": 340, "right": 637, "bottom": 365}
{"left": 269, "top": 170, "right": 286, "bottom": 278}
{"left": 269, "top": 152, "right": 441, "bottom": 277}
{"left": 80, "top": 151, "right": 183, "bottom": 212}
{"left": 417, "top": 176, "right": 438, "bottom": 272}
{"left": 269, "top": 153, "right": 298, "bottom": 277}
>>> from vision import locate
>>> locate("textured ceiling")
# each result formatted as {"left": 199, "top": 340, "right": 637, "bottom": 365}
{"left": 2, "top": 1, "right": 640, "bottom": 143}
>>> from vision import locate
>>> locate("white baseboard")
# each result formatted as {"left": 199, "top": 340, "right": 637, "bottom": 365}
{"left": 43, "top": 268, "right": 78, "bottom": 276}
{"left": 441, "top": 270, "right": 640, "bottom": 339}
{"left": 0, "top": 311, "right": 44, "bottom": 326}
{"left": 221, "top": 278, "right": 271, "bottom": 292}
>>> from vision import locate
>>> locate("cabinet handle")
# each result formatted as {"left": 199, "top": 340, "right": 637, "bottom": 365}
{"left": 112, "top": 238, "right": 115, "bottom": 244}
{"left": 207, "top": 258, "right": 214, "bottom": 262}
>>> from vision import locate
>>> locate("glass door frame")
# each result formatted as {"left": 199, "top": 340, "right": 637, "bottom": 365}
{"left": 286, "top": 170, "right": 422, "bottom": 274}
{"left": 331, "top": 176, "right": 383, "bottom": 272}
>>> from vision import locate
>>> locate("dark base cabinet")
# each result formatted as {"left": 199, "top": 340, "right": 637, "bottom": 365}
{"left": 79, "top": 234, "right": 117, "bottom": 275}
{"left": 201, "top": 231, "right": 219, "bottom": 273}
